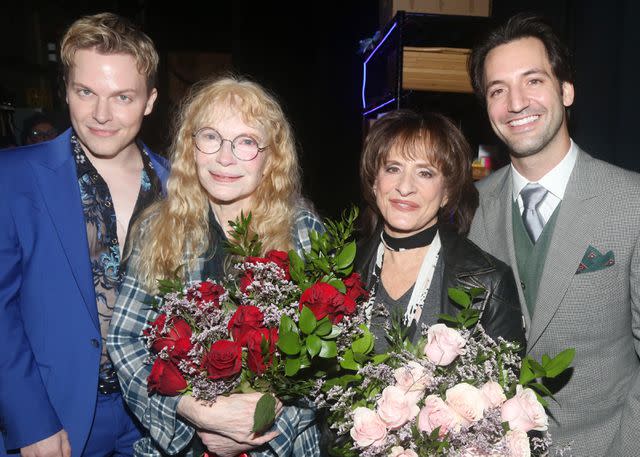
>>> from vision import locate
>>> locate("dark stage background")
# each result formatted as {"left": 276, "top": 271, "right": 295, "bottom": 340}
{"left": 1, "top": 0, "right": 638, "bottom": 218}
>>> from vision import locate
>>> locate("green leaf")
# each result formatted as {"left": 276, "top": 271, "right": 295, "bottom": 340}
{"left": 353, "top": 352, "right": 369, "bottom": 364}
{"left": 277, "top": 331, "right": 301, "bottom": 356}
{"left": 519, "top": 358, "right": 536, "bottom": 385}
{"left": 351, "top": 331, "right": 374, "bottom": 355}
{"left": 284, "top": 357, "right": 301, "bottom": 376}
{"left": 529, "top": 382, "right": 553, "bottom": 397}
{"left": 438, "top": 313, "right": 459, "bottom": 324}
{"left": 279, "top": 315, "right": 298, "bottom": 335}
{"left": 325, "top": 325, "right": 342, "bottom": 340}
{"left": 322, "top": 374, "right": 362, "bottom": 390}
{"left": 319, "top": 339, "right": 338, "bottom": 358}
{"left": 311, "top": 256, "right": 331, "bottom": 274}
{"left": 339, "top": 349, "right": 360, "bottom": 371}
{"left": 299, "top": 353, "right": 311, "bottom": 369}
{"left": 252, "top": 393, "right": 276, "bottom": 433}
{"left": 306, "top": 334, "right": 322, "bottom": 357}
{"left": 288, "top": 249, "right": 307, "bottom": 284}
{"left": 335, "top": 241, "right": 356, "bottom": 270}
{"left": 299, "top": 306, "right": 317, "bottom": 335}
{"left": 541, "top": 348, "right": 575, "bottom": 378}
{"left": 335, "top": 265, "right": 354, "bottom": 276}
{"left": 328, "top": 278, "right": 346, "bottom": 293}
{"left": 315, "top": 318, "right": 333, "bottom": 337}
{"left": 448, "top": 288, "right": 471, "bottom": 308}
{"left": 469, "top": 287, "right": 486, "bottom": 298}
{"left": 527, "top": 359, "right": 546, "bottom": 378}
{"left": 372, "top": 353, "right": 389, "bottom": 365}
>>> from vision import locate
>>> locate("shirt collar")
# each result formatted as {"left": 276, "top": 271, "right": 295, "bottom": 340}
{"left": 511, "top": 139, "right": 578, "bottom": 201}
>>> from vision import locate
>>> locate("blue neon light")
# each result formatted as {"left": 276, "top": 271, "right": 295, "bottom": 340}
{"left": 362, "top": 21, "right": 398, "bottom": 109}
{"left": 363, "top": 97, "right": 397, "bottom": 116}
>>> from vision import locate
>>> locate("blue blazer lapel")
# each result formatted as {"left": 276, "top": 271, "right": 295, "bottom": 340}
{"left": 527, "top": 150, "right": 606, "bottom": 351}
{"left": 149, "top": 154, "right": 169, "bottom": 193}
{"left": 30, "top": 129, "right": 99, "bottom": 330}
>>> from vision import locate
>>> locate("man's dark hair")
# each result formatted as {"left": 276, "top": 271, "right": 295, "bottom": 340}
{"left": 468, "top": 13, "right": 573, "bottom": 101}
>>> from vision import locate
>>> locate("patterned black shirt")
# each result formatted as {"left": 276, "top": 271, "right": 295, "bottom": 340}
{"left": 72, "top": 133, "right": 163, "bottom": 369}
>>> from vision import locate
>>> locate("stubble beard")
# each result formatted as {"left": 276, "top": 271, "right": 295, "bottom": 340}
{"left": 502, "top": 113, "right": 564, "bottom": 160}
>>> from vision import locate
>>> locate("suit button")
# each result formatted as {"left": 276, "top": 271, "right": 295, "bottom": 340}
{"left": 90, "top": 338, "right": 100, "bottom": 348}
{"left": 520, "top": 281, "right": 526, "bottom": 290}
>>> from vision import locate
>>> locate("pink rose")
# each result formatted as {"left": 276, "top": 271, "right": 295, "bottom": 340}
{"left": 376, "top": 385, "right": 420, "bottom": 429}
{"left": 445, "top": 383, "right": 486, "bottom": 424}
{"left": 350, "top": 407, "right": 387, "bottom": 448}
{"left": 481, "top": 381, "right": 507, "bottom": 408}
{"left": 417, "top": 395, "right": 463, "bottom": 438}
{"left": 423, "top": 323, "right": 466, "bottom": 366}
{"left": 389, "top": 446, "right": 419, "bottom": 457}
{"left": 506, "top": 430, "right": 532, "bottom": 457}
{"left": 393, "top": 361, "right": 432, "bottom": 404}
{"left": 501, "top": 385, "right": 548, "bottom": 432}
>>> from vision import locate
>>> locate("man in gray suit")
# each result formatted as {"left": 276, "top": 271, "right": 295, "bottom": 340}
{"left": 467, "top": 13, "right": 640, "bottom": 456}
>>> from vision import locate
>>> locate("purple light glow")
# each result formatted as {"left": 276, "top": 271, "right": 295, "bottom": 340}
{"left": 363, "top": 97, "right": 397, "bottom": 116}
{"left": 362, "top": 21, "right": 398, "bottom": 109}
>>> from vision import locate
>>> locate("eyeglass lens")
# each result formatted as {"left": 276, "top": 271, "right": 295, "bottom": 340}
{"left": 194, "top": 128, "right": 261, "bottom": 161}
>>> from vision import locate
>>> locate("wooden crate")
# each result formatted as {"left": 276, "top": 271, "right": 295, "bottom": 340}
{"left": 402, "top": 47, "right": 472, "bottom": 93}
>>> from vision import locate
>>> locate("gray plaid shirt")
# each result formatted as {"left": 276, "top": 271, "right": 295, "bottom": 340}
{"left": 107, "top": 207, "right": 323, "bottom": 456}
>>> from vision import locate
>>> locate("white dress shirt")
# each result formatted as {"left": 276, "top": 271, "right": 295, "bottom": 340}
{"left": 511, "top": 140, "right": 578, "bottom": 224}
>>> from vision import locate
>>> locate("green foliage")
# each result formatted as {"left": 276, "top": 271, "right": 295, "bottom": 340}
{"left": 437, "top": 286, "right": 484, "bottom": 329}
{"left": 155, "top": 265, "right": 188, "bottom": 298}
{"left": 252, "top": 393, "right": 277, "bottom": 433}
{"left": 519, "top": 348, "right": 575, "bottom": 405}
{"left": 224, "top": 212, "right": 262, "bottom": 257}
{"left": 297, "top": 206, "right": 359, "bottom": 286}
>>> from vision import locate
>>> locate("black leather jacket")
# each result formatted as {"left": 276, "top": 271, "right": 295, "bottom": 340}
{"left": 356, "top": 227, "right": 526, "bottom": 350}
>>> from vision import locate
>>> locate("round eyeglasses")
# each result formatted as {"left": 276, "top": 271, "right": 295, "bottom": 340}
{"left": 193, "top": 127, "right": 268, "bottom": 161}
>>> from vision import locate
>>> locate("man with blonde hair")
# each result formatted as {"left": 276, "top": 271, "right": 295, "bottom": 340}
{"left": 0, "top": 13, "right": 168, "bottom": 457}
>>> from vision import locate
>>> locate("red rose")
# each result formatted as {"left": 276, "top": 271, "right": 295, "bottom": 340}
{"left": 147, "top": 358, "right": 187, "bottom": 395}
{"left": 299, "top": 282, "right": 357, "bottom": 323}
{"left": 239, "top": 270, "right": 255, "bottom": 293}
{"left": 227, "top": 306, "right": 265, "bottom": 345}
{"left": 241, "top": 251, "right": 291, "bottom": 293}
{"left": 265, "top": 250, "right": 291, "bottom": 280}
{"left": 202, "top": 340, "right": 242, "bottom": 380}
{"left": 187, "top": 280, "right": 225, "bottom": 309}
{"left": 344, "top": 273, "right": 369, "bottom": 301}
{"left": 245, "top": 328, "right": 279, "bottom": 375}
{"left": 150, "top": 317, "right": 193, "bottom": 359}
{"left": 144, "top": 313, "right": 167, "bottom": 338}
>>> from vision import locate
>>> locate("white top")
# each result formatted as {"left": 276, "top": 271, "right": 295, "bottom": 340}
{"left": 511, "top": 140, "right": 578, "bottom": 223}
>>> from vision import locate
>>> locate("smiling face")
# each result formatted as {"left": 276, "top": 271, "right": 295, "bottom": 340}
{"left": 484, "top": 37, "right": 574, "bottom": 165}
{"left": 65, "top": 48, "right": 157, "bottom": 160}
{"left": 374, "top": 148, "right": 448, "bottom": 238}
{"left": 194, "top": 108, "right": 268, "bottom": 214}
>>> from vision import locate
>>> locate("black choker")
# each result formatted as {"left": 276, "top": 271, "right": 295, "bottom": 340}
{"left": 381, "top": 224, "right": 439, "bottom": 252}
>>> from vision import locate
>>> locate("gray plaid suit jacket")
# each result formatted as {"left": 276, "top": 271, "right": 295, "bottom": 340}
{"left": 469, "top": 148, "right": 640, "bottom": 457}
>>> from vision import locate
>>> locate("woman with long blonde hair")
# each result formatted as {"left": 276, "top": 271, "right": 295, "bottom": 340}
{"left": 108, "top": 75, "right": 322, "bottom": 457}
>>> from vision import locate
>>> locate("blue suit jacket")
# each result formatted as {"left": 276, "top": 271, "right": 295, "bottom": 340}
{"left": 0, "top": 129, "right": 169, "bottom": 454}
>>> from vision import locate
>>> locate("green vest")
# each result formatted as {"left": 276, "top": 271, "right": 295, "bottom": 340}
{"left": 512, "top": 199, "right": 560, "bottom": 316}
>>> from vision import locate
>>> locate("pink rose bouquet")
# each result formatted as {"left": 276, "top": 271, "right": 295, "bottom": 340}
{"left": 319, "top": 287, "right": 574, "bottom": 456}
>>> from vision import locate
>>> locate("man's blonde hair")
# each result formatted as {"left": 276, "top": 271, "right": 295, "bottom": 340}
{"left": 60, "top": 12, "right": 158, "bottom": 90}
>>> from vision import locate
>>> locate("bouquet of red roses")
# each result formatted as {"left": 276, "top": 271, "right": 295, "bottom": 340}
{"left": 144, "top": 208, "right": 372, "bottom": 430}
